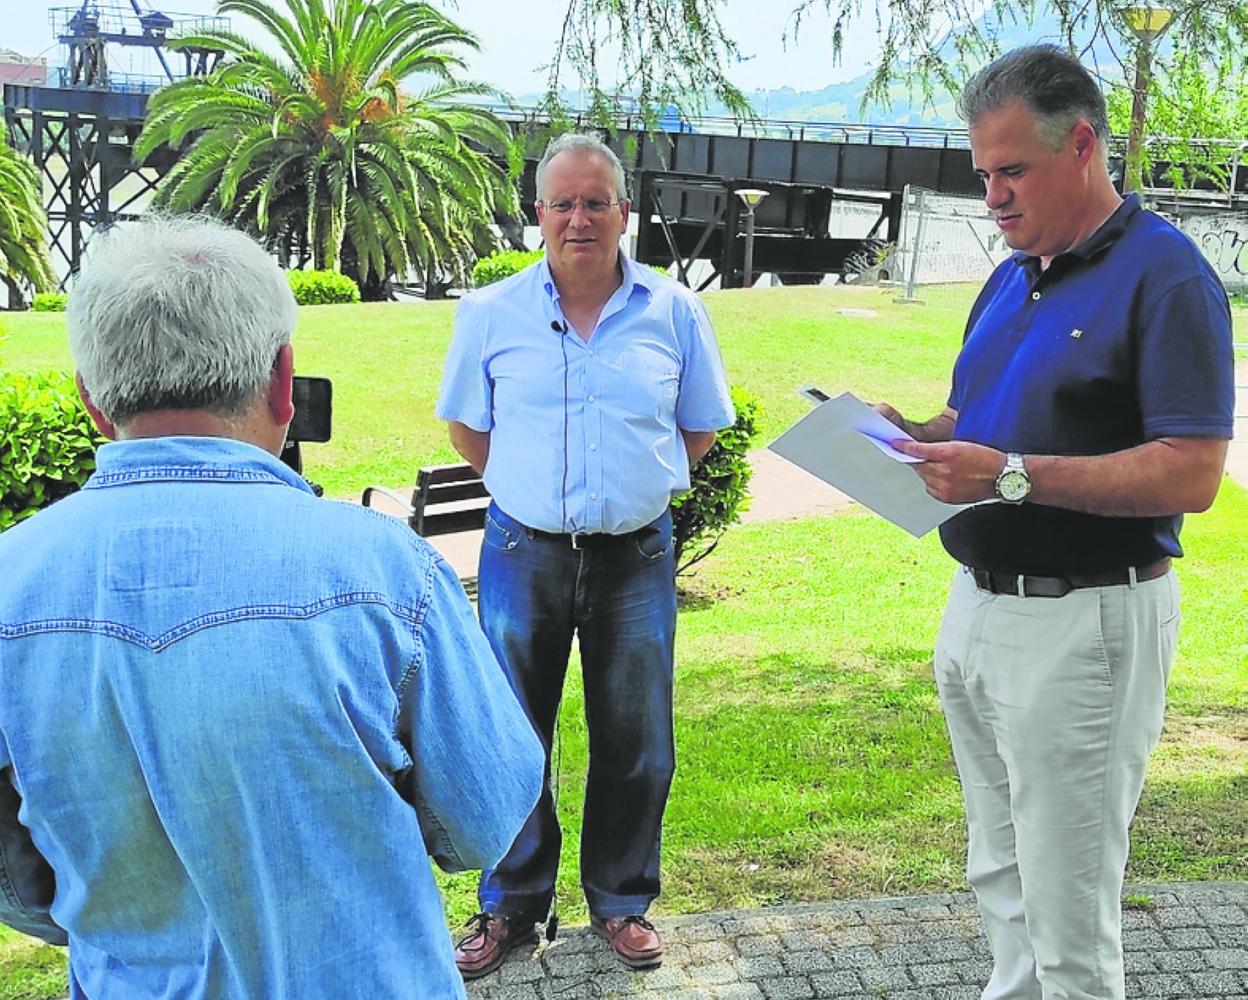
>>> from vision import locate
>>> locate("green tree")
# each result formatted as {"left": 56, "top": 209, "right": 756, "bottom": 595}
{"left": 550, "top": 0, "right": 1247, "bottom": 173}
{"left": 1107, "top": 52, "right": 1248, "bottom": 191}
{"left": 0, "top": 129, "right": 55, "bottom": 310}
{"left": 135, "top": 0, "right": 518, "bottom": 300}
{"left": 542, "top": 0, "right": 752, "bottom": 123}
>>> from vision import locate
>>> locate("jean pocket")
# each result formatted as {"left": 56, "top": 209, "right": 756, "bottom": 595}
{"left": 633, "top": 520, "right": 673, "bottom": 562}
{"left": 483, "top": 512, "right": 520, "bottom": 551}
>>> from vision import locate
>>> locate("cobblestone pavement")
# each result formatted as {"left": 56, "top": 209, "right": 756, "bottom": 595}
{"left": 464, "top": 881, "right": 1248, "bottom": 1000}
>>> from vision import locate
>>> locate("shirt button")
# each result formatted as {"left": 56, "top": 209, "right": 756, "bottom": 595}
{"left": 590, "top": 443, "right": 598, "bottom": 451}
{"left": 590, "top": 492, "right": 599, "bottom": 500}
{"left": 588, "top": 395, "right": 597, "bottom": 403}
{"left": 1031, "top": 291, "right": 1041, "bottom": 301}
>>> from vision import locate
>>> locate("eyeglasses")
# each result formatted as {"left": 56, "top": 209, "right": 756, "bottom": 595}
{"left": 539, "top": 198, "right": 621, "bottom": 217}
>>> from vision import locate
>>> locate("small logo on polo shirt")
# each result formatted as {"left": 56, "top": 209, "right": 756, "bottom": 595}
{"left": 1070, "top": 328, "right": 1083, "bottom": 339}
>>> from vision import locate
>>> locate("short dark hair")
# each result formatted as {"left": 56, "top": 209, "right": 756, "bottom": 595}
{"left": 957, "top": 45, "right": 1109, "bottom": 151}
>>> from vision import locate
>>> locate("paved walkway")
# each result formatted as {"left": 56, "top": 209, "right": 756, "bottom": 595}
{"left": 465, "top": 882, "right": 1248, "bottom": 999}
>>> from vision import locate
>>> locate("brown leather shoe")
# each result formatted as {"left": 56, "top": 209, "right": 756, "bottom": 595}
{"left": 453, "top": 912, "right": 538, "bottom": 980}
{"left": 590, "top": 914, "right": 663, "bottom": 969}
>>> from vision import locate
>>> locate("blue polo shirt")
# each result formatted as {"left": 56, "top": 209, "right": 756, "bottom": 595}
{"left": 436, "top": 256, "right": 735, "bottom": 534}
{"left": 941, "top": 195, "right": 1235, "bottom": 576}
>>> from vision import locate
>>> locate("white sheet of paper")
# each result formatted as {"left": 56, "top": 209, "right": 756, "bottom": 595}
{"left": 767, "top": 391, "right": 970, "bottom": 537}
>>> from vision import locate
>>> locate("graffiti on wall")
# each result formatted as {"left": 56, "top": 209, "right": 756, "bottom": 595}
{"left": 1175, "top": 213, "right": 1248, "bottom": 293}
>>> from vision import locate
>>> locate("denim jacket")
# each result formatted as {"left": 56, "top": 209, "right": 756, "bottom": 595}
{"left": 0, "top": 437, "right": 544, "bottom": 999}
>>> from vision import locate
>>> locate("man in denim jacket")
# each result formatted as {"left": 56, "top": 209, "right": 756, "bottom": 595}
{"left": 0, "top": 216, "right": 543, "bottom": 999}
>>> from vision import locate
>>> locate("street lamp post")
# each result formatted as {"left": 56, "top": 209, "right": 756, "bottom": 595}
{"left": 735, "top": 188, "right": 769, "bottom": 288}
{"left": 1124, "top": 6, "right": 1174, "bottom": 194}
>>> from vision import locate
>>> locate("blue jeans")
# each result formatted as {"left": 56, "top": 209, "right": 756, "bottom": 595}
{"left": 476, "top": 502, "right": 677, "bottom": 922}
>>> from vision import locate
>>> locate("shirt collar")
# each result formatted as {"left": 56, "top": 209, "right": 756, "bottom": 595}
{"left": 1014, "top": 193, "right": 1141, "bottom": 278}
{"left": 86, "top": 436, "right": 314, "bottom": 493}
{"left": 539, "top": 252, "right": 655, "bottom": 304}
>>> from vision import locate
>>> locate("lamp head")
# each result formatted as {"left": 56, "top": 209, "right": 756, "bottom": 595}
{"left": 1125, "top": 6, "right": 1174, "bottom": 43}
{"left": 735, "top": 188, "right": 770, "bottom": 208}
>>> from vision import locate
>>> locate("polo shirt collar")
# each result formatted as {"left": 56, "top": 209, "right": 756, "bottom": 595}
{"left": 1014, "top": 193, "right": 1141, "bottom": 279}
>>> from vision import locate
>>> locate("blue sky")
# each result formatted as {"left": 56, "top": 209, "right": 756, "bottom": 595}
{"left": 6, "top": 1, "right": 879, "bottom": 96}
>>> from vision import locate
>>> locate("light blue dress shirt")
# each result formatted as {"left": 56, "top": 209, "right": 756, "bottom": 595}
{"left": 436, "top": 256, "right": 735, "bottom": 534}
{"left": 0, "top": 436, "right": 544, "bottom": 999}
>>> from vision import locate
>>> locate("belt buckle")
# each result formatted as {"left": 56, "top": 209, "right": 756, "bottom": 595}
{"left": 570, "top": 531, "right": 587, "bottom": 550}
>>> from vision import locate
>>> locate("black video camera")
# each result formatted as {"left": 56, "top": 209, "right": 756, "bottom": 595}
{"left": 280, "top": 376, "right": 333, "bottom": 493}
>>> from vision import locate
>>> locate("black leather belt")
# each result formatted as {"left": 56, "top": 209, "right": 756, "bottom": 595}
{"left": 968, "top": 557, "right": 1171, "bottom": 598}
{"left": 525, "top": 526, "right": 642, "bottom": 550}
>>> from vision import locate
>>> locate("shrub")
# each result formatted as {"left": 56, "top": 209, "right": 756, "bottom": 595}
{"left": 472, "top": 250, "right": 669, "bottom": 288}
{"left": 286, "top": 269, "right": 361, "bottom": 305}
{"left": 672, "top": 384, "right": 761, "bottom": 573}
{"left": 0, "top": 371, "right": 105, "bottom": 533}
{"left": 31, "top": 292, "right": 68, "bottom": 312}
{"left": 472, "top": 249, "right": 543, "bottom": 287}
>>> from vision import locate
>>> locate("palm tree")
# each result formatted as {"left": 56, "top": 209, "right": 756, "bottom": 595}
{"left": 0, "top": 130, "right": 55, "bottom": 309}
{"left": 135, "top": 0, "right": 518, "bottom": 299}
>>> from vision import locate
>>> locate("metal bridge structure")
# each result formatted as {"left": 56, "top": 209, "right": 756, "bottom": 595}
{"left": 2, "top": 2, "right": 225, "bottom": 285}
{"left": 497, "top": 109, "right": 1248, "bottom": 288}
{"left": 493, "top": 111, "right": 988, "bottom": 288}
{"left": 5, "top": 49, "right": 1247, "bottom": 290}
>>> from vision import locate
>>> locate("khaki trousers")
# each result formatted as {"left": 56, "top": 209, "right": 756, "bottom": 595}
{"left": 934, "top": 567, "right": 1180, "bottom": 1000}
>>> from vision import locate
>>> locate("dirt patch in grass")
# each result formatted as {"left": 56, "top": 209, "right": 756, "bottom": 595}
{"left": 1152, "top": 709, "right": 1248, "bottom": 777}
{"left": 662, "top": 834, "right": 968, "bottom": 913}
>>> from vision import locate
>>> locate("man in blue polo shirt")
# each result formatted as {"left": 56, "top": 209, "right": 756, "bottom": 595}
{"left": 876, "top": 46, "right": 1234, "bottom": 1000}
{"left": 437, "top": 132, "right": 735, "bottom": 979}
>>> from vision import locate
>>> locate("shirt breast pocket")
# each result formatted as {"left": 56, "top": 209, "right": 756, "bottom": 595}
{"left": 604, "top": 350, "right": 680, "bottom": 421}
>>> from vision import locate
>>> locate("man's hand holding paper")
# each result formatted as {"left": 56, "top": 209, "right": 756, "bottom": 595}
{"left": 888, "top": 439, "right": 1005, "bottom": 504}
{"left": 768, "top": 390, "right": 969, "bottom": 537}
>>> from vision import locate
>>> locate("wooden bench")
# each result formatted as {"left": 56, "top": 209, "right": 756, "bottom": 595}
{"left": 361, "top": 463, "right": 490, "bottom": 595}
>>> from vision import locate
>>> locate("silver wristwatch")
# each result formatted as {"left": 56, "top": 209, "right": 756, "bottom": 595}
{"left": 994, "top": 452, "right": 1031, "bottom": 504}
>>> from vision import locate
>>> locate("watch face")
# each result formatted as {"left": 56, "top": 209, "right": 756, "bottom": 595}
{"left": 998, "top": 470, "right": 1030, "bottom": 502}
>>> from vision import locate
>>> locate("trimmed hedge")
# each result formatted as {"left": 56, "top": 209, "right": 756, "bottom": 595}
{"left": 672, "top": 384, "right": 761, "bottom": 572}
{"left": 472, "top": 249, "right": 543, "bottom": 287}
{"left": 0, "top": 371, "right": 105, "bottom": 533}
{"left": 286, "top": 269, "right": 361, "bottom": 305}
{"left": 31, "top": 292, "right": 68, "bottom": 312}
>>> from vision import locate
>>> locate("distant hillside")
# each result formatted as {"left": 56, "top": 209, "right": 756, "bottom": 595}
{"left": 741, "top": 78, "right": 962, "bottom": 127}
{"left": 718, "top": 13, "right": 1135, "bottom": 126}
{"left": 516, "top": 13, "right": 1137, "bottom": 128}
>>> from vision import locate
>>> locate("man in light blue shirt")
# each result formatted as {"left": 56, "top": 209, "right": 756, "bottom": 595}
{"left": 0, "top": 216, "right": 544, "bottom": 999}
{"left": 438, "top": 133, "right": 735, "bottom": 978}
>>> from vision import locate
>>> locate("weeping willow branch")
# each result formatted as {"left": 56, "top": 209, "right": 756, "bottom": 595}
{"left": 540, "top": 0, "right": 1248, "bottom": 165}
{"left": 542, "top": 0, "right": 753, "bottom": 127}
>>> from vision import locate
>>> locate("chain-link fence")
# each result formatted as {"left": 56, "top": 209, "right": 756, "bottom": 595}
{"left": 888, "top": 186, "right": 1248, "bottom": 299}
{"left": 889, "top": 186, "right": 1011, "bottom": 298}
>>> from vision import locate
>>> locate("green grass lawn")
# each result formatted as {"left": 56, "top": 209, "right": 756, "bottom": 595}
{"left": 1, "top": 284, "right": 1245, "bottom": 996}
{"left": 6, "top": 283, "right": 1242, "bottom": 496}
{"left": 0, "top": 284, "right": 983, "bottom": 497}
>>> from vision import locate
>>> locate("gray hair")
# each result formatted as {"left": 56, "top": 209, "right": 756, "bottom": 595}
{"left": 958, "top": 45, "right": 1110, "bottom": 156}
{"left": 68, "top": 216, "right": 298, "bottom": 425}
{"left": 535, "top": 133, "right": 629, "bottom": 202}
